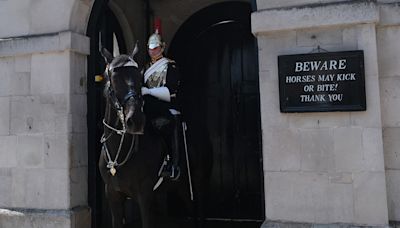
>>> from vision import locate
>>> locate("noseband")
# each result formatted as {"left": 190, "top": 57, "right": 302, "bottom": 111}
{"left": 101, "top": 64, "right": 141, "bottom": 176}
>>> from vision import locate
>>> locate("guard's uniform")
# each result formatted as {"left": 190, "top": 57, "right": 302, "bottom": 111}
{"left": 142, "top": 42, "right": 182, "bottom": 180}
{"left": 143, "top": 59, "right": 181, "bottom": 119}
{"left": 142, "top": 29, "right": 182, "bottom": 180}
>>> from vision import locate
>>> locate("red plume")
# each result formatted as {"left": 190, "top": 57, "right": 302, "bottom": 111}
{"left": 154, "top": 17, "right": 162, "bottom": 35}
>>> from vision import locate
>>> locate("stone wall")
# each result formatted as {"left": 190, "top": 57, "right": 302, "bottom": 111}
{"left": 0, "top": 0, "right": 93, "bottom": 226}
{"left": 252, "top": 0, "right": 390, "bottom": 226}
{"left": 377, "top": 2, "right": 400, "bottom": 223}
{"left": 0, "top": 32, "right": 90, "bottom": 228}
{"left": 0, "top": 0, "right": 92, "bottom": 38}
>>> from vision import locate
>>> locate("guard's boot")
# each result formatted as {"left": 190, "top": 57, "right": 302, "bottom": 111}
{"left": 160, "top": 115, "right": 181, "bottom": 180}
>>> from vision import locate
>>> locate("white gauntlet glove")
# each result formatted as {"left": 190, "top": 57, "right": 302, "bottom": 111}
{"left": 141, "top": 87, "right": 151, "bottom": 95}
{"left": 141, "top": 87, "right": 171, "bottom": 102}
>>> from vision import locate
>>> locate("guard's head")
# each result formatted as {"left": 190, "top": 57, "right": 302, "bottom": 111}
{"left": 147, "top": 31, "right": 164, "bottom": 49}
{"left": 147, "top": 31, "right": 165, "bottom": 60}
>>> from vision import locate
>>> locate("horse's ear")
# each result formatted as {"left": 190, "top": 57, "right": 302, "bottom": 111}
{"left": 100, "top": 47, "right": 114, "bottom": 64}
{"left": 130, "top": 41, "right": 139, "bottom": 59}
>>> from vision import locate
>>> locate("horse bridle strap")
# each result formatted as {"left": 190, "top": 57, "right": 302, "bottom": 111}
{"left": 102, "top": 134, "right": 138, "bottom": 176}
{"left": 101, "top": 63, "right": 142, "bottom": 176}
{"left": 102, "top": 119, "right": 125, "bottom": 135}
{"left": 101, "top": 92, "right": 142, "bottom": 176}
{"left": 101, "top": 101, "right": 135, "bottom": 176}
{"left": 105, "top": 84, "right": 134, "bottom": 113}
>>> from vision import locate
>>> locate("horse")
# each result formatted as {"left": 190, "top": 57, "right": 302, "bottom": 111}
{"left": 98, "top": 45, "right": 210, "bottom": 228}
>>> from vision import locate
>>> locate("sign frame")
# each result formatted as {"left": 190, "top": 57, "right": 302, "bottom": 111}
{"left": 278, "top": 50, "right": 366, "bottom": 113}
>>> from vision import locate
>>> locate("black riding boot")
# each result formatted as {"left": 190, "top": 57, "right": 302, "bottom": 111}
{"left": 170, "top": 114, "right": 181, "bottom": 180}
{"left": 161, "top": 114, "right": 181, "bottom": 180}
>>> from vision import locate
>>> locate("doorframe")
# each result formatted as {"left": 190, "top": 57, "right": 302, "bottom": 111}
{"left": 87, "top": 1, "right": 108, "bottom": 228}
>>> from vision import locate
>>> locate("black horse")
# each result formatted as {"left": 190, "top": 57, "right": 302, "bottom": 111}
{"left": 98, "top": 46, "right": 210, "bottom": 228}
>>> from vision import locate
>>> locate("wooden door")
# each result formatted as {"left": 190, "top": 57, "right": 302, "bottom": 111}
{"left": 170, "top": 2, "right": 264, "bottom": 227}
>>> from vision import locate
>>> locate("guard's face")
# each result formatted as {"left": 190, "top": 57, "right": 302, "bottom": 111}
{"left": 148, "top": 46, "right": 163, "bottom": 59}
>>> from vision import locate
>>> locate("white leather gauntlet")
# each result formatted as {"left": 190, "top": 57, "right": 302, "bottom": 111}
{"left": 141, "top": 87, "right": 171, "bottom": 102}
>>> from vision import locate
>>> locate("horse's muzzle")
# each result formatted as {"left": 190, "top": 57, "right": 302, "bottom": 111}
{"left": 125, "top": 110, "right": 145, "bottom": 135}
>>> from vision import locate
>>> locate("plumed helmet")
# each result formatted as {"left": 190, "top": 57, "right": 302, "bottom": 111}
{"left": 147, "top": 30, "right": 164, "bottom": 49}
{"left": 147, "top": 18, "right": 165, "bottom": 49}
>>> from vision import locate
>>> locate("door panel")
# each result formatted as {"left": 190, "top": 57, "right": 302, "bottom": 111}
{"left": 203, "top": 23, "right": 262, "bottom": 221}
{"left": 170, "top": 3, "right": 264, "bottom": 225}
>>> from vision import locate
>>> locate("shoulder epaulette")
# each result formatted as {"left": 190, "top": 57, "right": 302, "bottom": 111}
{"left": 166, "top": 58, "right": 176, "bottom": 64}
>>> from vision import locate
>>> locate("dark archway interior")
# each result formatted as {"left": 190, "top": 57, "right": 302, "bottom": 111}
{"left": 87, "top": 1, "right": 128, "bottom": 227}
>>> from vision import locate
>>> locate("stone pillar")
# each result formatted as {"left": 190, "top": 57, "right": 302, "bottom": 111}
{"left": 252, "top": 1, "right": 388, "bottom": 227}
{"left": 377, "top": 2, "right": 400, "bottom": 224}
{"left": 0, "top": 31, "right": 90, "bottom": 228}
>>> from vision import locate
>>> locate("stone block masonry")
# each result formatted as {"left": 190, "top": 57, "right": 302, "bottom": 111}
{"left": 0, "top": 30, "right": 90, "bottom": 227}
{"left": 253, "top": 0, "right": 390, "bottom": 226}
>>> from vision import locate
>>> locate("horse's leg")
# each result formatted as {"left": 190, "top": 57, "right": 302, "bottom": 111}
{"left": 194, "top": 189, "right": 205, "bottom": 228}
{"left": 177, "top": 178, "right": 204, "bottom": 228}
{"left": 106, "top": 184, "right": 125, "bottom": 228}
{"left": 191, "top": 166, "right": 206, "bottom": 228}
{"left": 138, "top": 192, "right": 155, "bottom": 228}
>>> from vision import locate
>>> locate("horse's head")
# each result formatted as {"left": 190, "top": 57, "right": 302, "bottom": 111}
{"left": 101, "top": 43, "right": 145, "bottom": 134}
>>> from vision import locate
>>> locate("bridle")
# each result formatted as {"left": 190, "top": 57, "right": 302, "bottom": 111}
{"left": 101, "top": 63, "right": 142, "bottom": 176}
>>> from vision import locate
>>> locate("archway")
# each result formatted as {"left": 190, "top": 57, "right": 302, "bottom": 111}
{"left": 86, "top": 1, "right": 263, "bottom": 227}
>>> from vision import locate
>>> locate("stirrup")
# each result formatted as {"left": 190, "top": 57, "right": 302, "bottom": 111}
{"left": 158, "top": 155, "right": 180, "bottom": 180}
{"left": 161, "top": 164, "right": 180, "bottom": 180}
{"left": 169, "top": 166, "right": 180, "bottom": 181}
{"left": 160, "top": 161, "right": 180, "bottom": 181}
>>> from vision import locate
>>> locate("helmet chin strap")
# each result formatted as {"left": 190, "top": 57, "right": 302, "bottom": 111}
{"left": 151, "top": 54, "right": 164, "bottom": 63}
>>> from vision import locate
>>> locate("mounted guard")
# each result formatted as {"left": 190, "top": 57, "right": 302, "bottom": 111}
{"left": 98, "top": 26, "right": 202, "bottom": 228}
{"left": 141, "top": 27, "right": 183, "bottom": 181}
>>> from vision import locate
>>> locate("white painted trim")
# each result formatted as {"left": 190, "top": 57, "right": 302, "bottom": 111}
{"left": 251, "top": 1, "right": 379, "bottom": 35}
